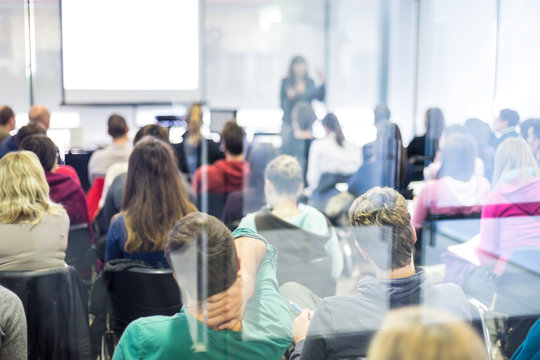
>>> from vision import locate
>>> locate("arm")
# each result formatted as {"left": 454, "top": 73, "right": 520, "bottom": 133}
{"left": 290, "top": 305, "right": 328, "bottom": 360}
{"left": 105, "top": 216, "right": 125, "bottom": 263}
{"left": 0, "top": 293, "right": 27, "bottom": 360}
{"left": 412, "top": 185, "right": 429, "bottom": 230}
{"left": 112, "top": 322, "right": 143, "bottom": 360}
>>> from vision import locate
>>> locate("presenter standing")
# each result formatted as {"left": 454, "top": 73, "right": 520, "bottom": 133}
{"left": 280, "top": 56, "right": 325, "bottom": 144}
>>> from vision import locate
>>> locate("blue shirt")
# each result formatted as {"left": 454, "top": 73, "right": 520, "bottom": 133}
{"left": 0, "top": 136, "right": 18, "bottom": 159}
{"left": 105, "top": 214, "right": 169, "bottom": 268}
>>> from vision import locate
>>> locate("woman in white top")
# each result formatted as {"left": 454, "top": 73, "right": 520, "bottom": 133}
{"left": 0, "top": 151, "right": 69, "bottom": 271}
{"left": 306, "top": 113, "right": 362, "bottom": 196}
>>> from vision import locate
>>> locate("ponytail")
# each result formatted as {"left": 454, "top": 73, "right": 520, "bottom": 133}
{"left": 322, "top": 113, "right": 345, "bottom": 147}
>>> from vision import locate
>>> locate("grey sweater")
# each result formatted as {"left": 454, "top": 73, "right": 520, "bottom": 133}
{"left": 291, "top": 268, "right": 471, "bottom": 360}
{"left": 0, "top": 285, "right": 26, "bottom": 360}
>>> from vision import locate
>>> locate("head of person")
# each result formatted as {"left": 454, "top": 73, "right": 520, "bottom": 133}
{"left": 465, "top": 118, "right": 492, "bottom": 148}
{"left": 291, "top": 102, "right": 316, "bottom": 134}
{"left": 322, "top": 113, "right": 346, "bottom": 147}
{"left": 375, "top": 123, "right": 408, "bottom": 185}
{"left": 133, "top": 124, "right": 169, "bottom": 145}
{"left": 348, "top": 187, "right": 415, "bottom": 272}
{"left": 264, "top": 155, "right": 303, "bottom": 207}
{"left": 288, "top": 56, "right": 308, "bottom": 80}
{"left": 368, "top": 306, "right": 488, "bottom": 360}
{"left": 0, "top": 151, "right": 63, "bottom": 225}
{"left": 166, "top": 212, "right": 238, "bottom": 303}
{"left": 492, "top": 137, "right": 540, "bottom": 188}
{"left": 520, "top": 118, "right": 538, "bottom": 141}
{"left": 527, "top": 120, "right": 540, "bottom": 159}
{"left": 246, "top": 142, "right": 278, "bottom": 190}
{"left": 374, "top": 104, "right": 391, "bottom": 125}
{"left": 107, "top": 114, "right": 129, "bottom": 140}
{"left": 494, "top": 108, "right": 520, "bottom": 133}
{"left": 19, "top": 135, "right": 58, "bottom": 172}
{"left": 28, "top": 105, "right": 51, "bottom": 130}
{"left": 221, "top": 120, "right": 244, "bottom": 157}
{"left": 0, "top": 106, "right": 16, "bottom": 131}
{"left": 122, "top": 137, "right": 197, "bottom": 254}
{"left": 424, "top": 108, "right": 445, "bottom": 140}
{"left": 186, "top": 103, "right": 203, "bottom": 147}
{"left": 14, "top": 122, "right": 47, "bottom": 148}
{"left": 438, "top": 133, "right": 477, "bottom": 182}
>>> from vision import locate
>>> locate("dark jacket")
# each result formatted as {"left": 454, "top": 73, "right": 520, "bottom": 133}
{"left": 291, "top": 268, "right": 470, "bottom": 360}
{"left": 173, "top": 134, "right": 224, "bottom": 176}
{"left": 280, "top": 77, "right": 325, "bottom": 126}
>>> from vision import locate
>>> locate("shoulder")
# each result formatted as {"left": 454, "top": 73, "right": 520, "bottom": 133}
{"left": 428, "top": 282, "right": 470, "bottom": 320}
{"left": 43, "top": 209, "right": 69, "bottom": 226}
{"left": 237, "top": 213, "right": 257, "bottom": 231}
{"left": 0, "top": 285, "right": 23, "bottom": 310}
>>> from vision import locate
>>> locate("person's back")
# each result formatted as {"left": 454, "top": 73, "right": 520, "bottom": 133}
{"left": 492, "top": 109, "right": 520, "bottom": 148}
{"left": 113, "top": 214, "right": 291, "bottom": 360}
{"left": 0, "top": 285, "right": 27, "bottom": 360}
{"left": 0, "top": 106, "right": 15, "bottom": 147}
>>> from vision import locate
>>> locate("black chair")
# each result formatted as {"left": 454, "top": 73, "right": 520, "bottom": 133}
{"left": 197, "top": 192, "right": 229, "bottom": 219}
{"left": 108, "top": 267, "right": 182, "bottom": 334}
{"left": 66, "top": 223, "right": 97, "bottom": 280}
{"left": 0, "top": 266, "right": 91, "bottom": 360}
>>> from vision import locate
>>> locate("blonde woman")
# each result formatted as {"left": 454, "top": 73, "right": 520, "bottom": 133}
{"left": 368, "top": 306, "right": 488, "bottom": 360}
{"left": 0, "top": 151, "right": 69, "bottom": 270}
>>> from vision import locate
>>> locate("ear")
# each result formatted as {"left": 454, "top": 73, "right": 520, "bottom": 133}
{"left": 237, "top": 257, "right": 242, "bottom": 273}
{"left": 296, "top": 182, "right": 304, "bottom": 199}
{"left": 411, "top": 224, "right": 418, "bottom": 244}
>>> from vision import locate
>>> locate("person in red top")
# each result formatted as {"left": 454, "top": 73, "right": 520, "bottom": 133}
{"left": 192, "top": 120, "right": 249, "bottom": 194}
{"left": 20, "top": 135, "right": 90, "bottom": 227}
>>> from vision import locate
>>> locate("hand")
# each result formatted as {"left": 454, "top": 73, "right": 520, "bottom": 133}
{"left": 286, "top": 86, "right": 296, "bottom": 99}
{"left": 292, "top": 309, "right": 314, "bottom": 344}
{"left": 205, "top": 275, "right": 243, "bottom": 330}
{"left": 295, "top": 81, "right": 306, "bottom": 95}
{"left": 316, "top": 68, "right": 325, "bottom": 83}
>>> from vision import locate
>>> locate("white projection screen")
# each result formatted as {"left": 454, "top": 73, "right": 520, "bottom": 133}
{"left": 60, "top": 0, "right": 203, "bottom": 104}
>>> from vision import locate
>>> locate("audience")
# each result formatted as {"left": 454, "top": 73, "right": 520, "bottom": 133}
{"left": 113, "top": 213, "right": 292, "bottom": 359}
{"left": 20, "top": 135, "right": 90, "bottom": 227}
{"left": 464, "top": 137, "right": 540, "bottom": 301}
{"left": 348, "top": 122, "right": 410, "bottom": 198}
{"left": 174, "top": 103, "right": 224, "bottom": 178}
{"left": 305, "top": 113, "right": 362, "bottom": 198}
{"left": 105, "top": 137, "right": 197, "bottom": 267}
{"left": 0, "top": 122, "right": 46, "bottom": 159}
{"left": 287, "top": 187, "right": 470, "bottom": 360}
{"left": 28, "top": 105, "right": 51, "bottom": 130}
{"left": 238, "top": 155, "right": 343, "bottom": 295}
{"left": 0, "top": 105, "right": 15, "bottom": 145}
{"left": 0, "top": 151, "right": 68, "bottom": 270}
{"left": 466, "top": 118, "right": 496, "bottom": 181}
{"left": 412, "top": 133, "right": 491, "bottom": 229}
{"left": 492, "top": 108, "right": 520, "bottom": 148}
{"left": 368, "top": 307, "right": 488, "bottom": 360}
{"left": 87, "top": 114, "right": 132, "bottom": 183}
{"left": 281, "top": 101, "right": 317, "bottom": 182}
{"left": 222, "top": 142, "right": 278, "bottom": 229}
{"left": 526, "top": 118, "right": 540, "bottom": 163}
{"left": 362, "top": 103, "right": 391, "bottom": 163}
{"left": 192, "top": 120, "right": 248, "bottom": 195}
{"left": 0, "top": 285, "right": 27, "bottom": 360}
{"left": 407, "top": 107, "right": 445, "bottom": 180}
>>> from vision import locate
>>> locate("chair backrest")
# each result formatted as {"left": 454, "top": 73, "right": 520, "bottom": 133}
{"left": 66, "top": 223, "right": 97, "bottom": 279}
{"left": 108, "top": 267, "right": 182, "bottom": 333}
{"left": 197, "top": 192, "right": 229, "bottom": 219}
{"left": 0, "top": 266, "right": 91, "bottom": 360}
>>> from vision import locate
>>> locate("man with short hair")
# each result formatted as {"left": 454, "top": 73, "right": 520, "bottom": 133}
{"left": 0, "top": 122, "right": 46, "bottom": 159}
{"left": 29, "top": 105, "right": 51, "bottom": 130}
{"left": 0, "top": 105, "right": 16, "bottom": 145}
{"left": 113, "top": 213, "right": 292, "bottom": 359}
{"left": 492, "top": 108, "right": 520, "bottom": 148}
{"left": 87, "top": 114, "right": 132, "bottom": 183}
{"left": 527, "top": 119, "right": 540, "bottom": 163}
{"left": 287, "top": 187, "right": 471, "bottom": 360}
{"left": 192, "top": 120, "right": 248, "bottom": 194}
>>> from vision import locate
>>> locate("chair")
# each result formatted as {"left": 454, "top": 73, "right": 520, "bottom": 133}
{"left": 66, "top": 223, "right": 97, "bottom": 281}
{"left": 0, "top": 266, "right": 91, "bottom": 360}
{"left": 197, "top": 192, "right": 229, "bottom": 219}
{"left": 86, "top": 177, "right": 105, "bottom": 222}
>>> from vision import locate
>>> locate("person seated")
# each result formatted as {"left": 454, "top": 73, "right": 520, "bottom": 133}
{"left": 512, "top": 317, "right": 540, "bottom": 360}
{"left": 0, "top": 105, "right": 16, "bottom": 146}
{"left": 113, "top": 213, "right": 292, "bottom": 360}
{"left": 281, "top": 101, "right": 317, "bottom": 183}
{"left": 221, "top": 142, "right": 278, "bottom": 229}
{"left": 105, "top": 137, "right": 197, "bottom": 268}
{"left": 492, "top": 108, "right": 520, "bottom": 148}
{"left": 305, "top": 113, "right": 362, "bottom": 198}
{"left": 28, "top": 105, "right": 51, "bottom": 130}
{"left": 87, "top": 114, "right": 132, "bottom": 184}
{"left": 0, "top": 151, "right": 69, "bottom": 271}
{"left": 20, "top": 135, "right": 90, "bottom": 227}
{"left": 192, "top": 120, "right": 248, "bottom": 195}
{"left": 348, "top": 122, "right": 411, "bottom": 199}
{"left": 367, "top": 307, "right": 488, "bottom": 360}
{"left": 238, "top": 155, "right": 343, "bottom": 296}
{"left": 362, "top": 104, "right": 391, "bottom": 164}
{"left": 0, "top": 285, "right": 27, "bottom": 360}
{"left": 407, "top": 108, "right": 445, "bottom": 181}
{"left": 0, "top": 122, "right": 46, "bottom": 159}
{"left": 412, "top": 132, "right": 491, "bottom": 229}
{"left": 466, "top": 118, "right": 496, "bottom": 181}
{"left": 174, "top": 103, "right": 224, "bottom": 178}
{"left": 287, "top": 187, "right": 470, "bottom": 360}
{"left": 462, "top": 138, "right": 540, "bottom": 302}
{"left": 526, "top": 118, "right": 540, "bottom": 164}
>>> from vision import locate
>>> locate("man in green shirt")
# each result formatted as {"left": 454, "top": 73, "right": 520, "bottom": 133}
{"left": 0, "top": 106, "right": 15, "bottom": 146}
{"left": 113, "top": 213, "right": 292, "bottom": 359}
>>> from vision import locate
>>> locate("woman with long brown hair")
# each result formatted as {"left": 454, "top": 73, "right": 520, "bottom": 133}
{"left": 105, "top": 137, "right": 197, "bottom": 267}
